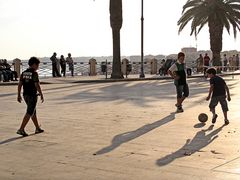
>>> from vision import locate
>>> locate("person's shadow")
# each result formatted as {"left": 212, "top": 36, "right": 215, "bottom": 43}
{"left": 95, "top": 112, "right": 176, "bottom": 155}
{"left": 0, "top": 133, "right": 36, "bottom": 145}
{"left": 156, "top": 124, "right": 225, "bottom": 166}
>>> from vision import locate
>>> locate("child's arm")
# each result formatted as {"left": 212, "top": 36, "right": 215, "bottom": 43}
{"left": 225, "top": 84, "right": 231, "bottom": 101}
{"left": 35, "top": 82, "right": 44, "bottom": 103}
{"left": 206, "top": 84, "right": 214, "bottom": 101}
{"left": 168, "top": 69, "right": 179, "bottom": 80}
{"left": 17, "top": 81, "right": 23, "bottom": 103}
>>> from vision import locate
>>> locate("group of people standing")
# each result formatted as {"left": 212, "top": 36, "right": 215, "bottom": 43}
{"left": 196, "top": 53, "right": 240, "bottom": 74}
{"left": 223, "top": 54, "right": 239, "bottom": 71}
{"left": 0, "top": 59, "right": 18, "bottom": 82}
{"left": 196, "top": 53, "right": 211, "bottom": 75}
{"left": 50, "top": 52, "right": 74, "bottom": 77}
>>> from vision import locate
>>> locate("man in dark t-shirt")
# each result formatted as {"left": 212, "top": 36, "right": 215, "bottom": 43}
{"left": 17, "top": 57, "right": 44, "bottom": 136}
{"left": 206, "top": 68, "right": 231, "bottom": 125}
{"left": 21, "top": 68, "right": 39, "bottom": 96}
{"left": 50, "top": 52, "right": 61, "bottom": 77}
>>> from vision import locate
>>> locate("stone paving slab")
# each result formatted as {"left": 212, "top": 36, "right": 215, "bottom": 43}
{"left": 0, "top": 76, "right": 240, "bottom": 179}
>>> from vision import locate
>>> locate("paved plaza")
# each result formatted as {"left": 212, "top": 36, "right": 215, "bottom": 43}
{"left": 0, "top": 76, "right": 240, "bottom": 180}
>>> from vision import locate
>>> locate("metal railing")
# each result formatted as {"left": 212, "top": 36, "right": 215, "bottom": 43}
{"left": 13, "top": 61, "right": 240, "bottom": 78}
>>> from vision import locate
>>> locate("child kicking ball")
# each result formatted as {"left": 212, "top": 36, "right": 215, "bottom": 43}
{"left": 206, "top": 68, "right": 231, "bottom": 125}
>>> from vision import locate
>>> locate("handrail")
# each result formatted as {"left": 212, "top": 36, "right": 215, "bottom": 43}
{"left": 10, "top": 61, "right": 240, "bottom": 78}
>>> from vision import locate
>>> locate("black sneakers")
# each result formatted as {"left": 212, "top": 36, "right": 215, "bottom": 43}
{"left": 16, "top": 129, "right": 28, "bottom": 137}
{"left": 224, "top": 119, "right": 229, "bottom": 125}
{"left": 212, "top": 114, "right": 218, "bottom": 124}
{"left": 176, "top": 104, "right": 184, "bottom": 113}
{"left": 35, "top": 128, "right": 44, "bottom": 134}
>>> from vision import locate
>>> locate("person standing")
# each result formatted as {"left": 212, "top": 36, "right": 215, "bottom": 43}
{"left": 66, "top": 53, "right": 74, "bottom": 77}
{"left": 196, "top": 54, "right": 203, "bottom": 73}
{"left": 223, "top": 54, "right": 228, "bottom": 71}
{"left": 228, "top": 55, "right": 233, "bottom": 71}
{"left": 168, "top": 52, "right": 189, "bottom": 113}
{"left": 236, "top": 54, "right": 239, "bottom": 70}
{"left": 50, "top": 52, "right": 61, "bottom": 77}
{"left": 203, "top": 53, "right": 210, "bottom": 76}
{"left": 232, "top": 55, "right": 237, "bottom": 70}
{"left": 60, "top": 55, "right": 66, "bottom": 77}
{"left": 17, "top": 57, "right": 44, "bottom": 136}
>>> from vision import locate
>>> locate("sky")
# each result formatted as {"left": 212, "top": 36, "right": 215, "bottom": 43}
{"left": 0, "top": 0, "right": 239, "bottom": 60}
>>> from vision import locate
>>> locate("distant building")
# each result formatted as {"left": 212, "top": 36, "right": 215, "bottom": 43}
{"left": 181, "top": 47, "right": 198, "bottom": 66}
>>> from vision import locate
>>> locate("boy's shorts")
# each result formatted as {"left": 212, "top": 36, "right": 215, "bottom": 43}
{"left": 209, "top": 95, "right": 228, "bottom": 112}
{"left": 24, "top": 95, "right": 37, "bottom": 116}
{"left": 175, "top": 84, "right": 189, "bottom": 98}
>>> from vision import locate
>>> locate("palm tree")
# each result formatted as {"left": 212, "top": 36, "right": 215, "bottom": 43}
{"left": 178, "top": 0, "right": 240, "bottom": 66}
{"left": 110, "top": 0, "right": 124, "bottom": 79}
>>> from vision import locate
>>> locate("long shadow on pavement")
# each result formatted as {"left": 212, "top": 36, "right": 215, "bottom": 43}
{"left": 95, "top": 112, "right": 176, "bottom": 155}
{"left": 156, "top": 124, "right": 226, "bottom": 166}
{"left": 0, "top": 133, "right": 36, "bottom": 145}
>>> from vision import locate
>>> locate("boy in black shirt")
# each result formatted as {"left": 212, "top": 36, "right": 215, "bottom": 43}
{"left": 17, "top": 57, "right": 44, "bottom": 136}
{"left": 206, "top": 68, "right": 231, "bottom": 125}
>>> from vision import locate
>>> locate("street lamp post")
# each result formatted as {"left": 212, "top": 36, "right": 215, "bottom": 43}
{"left": 139, "top": 0, "right": 145, "bottom": 78}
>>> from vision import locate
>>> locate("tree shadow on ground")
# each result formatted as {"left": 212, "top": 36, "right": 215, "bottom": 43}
{"left": 53, "top": 77, "right": 238, "bottom": 108}
{"left": 94, "top": 112, "right": 176, "bottom": 155}
{"left": 156, "top": 124, "right": 226, "bottom": 166}
{"left": 56, "top": 79, "right": 207, "bottom": 106}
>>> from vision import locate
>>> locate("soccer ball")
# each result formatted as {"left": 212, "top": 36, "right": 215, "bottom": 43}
{"left": 198, "top": 113, "right": 208, "bottom": 123}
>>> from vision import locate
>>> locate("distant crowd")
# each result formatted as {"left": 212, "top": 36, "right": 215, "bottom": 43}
{"left": 50, "top": 52, "right": 74, "bottom": 77}
{"left": 196, "top": 53, "right": 240, "bottom": 73}
{"left": 0, "top": 59, "right": 18, "bottom": 82}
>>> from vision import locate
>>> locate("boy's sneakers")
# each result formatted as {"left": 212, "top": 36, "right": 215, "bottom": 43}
{"left": 224, "top": 119, "right": 229, "bottom": 125}
{"left": 212, "top": 114, "right": 218, "bottom": 124}
{"left": 16, "top": 129, "right": 28, "bottom": 137}
{"left": 35, "top": 128, "right": 44, "bottom": 134}
{"left": 176, "top": 105, "right": 184, "bottom": 113}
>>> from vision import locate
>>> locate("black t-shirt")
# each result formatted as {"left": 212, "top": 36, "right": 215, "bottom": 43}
{"left": 50, "top": 55, "right": 57, "bottom": 64}
{"left": 204, "top": 56, "right": 210, "bottom": 66}
{"left": 210, "top": 76, "right": 226, "bottom": 97}
{"left": 20, "top": 68, "right": 39, "bottom": 96}
{"left": 175, "top": 63, "right": 187, "bottom": 85}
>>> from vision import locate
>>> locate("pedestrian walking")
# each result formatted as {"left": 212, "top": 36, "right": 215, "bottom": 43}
{"left": 17, "top": 57, "right": 44, "bottom": 136}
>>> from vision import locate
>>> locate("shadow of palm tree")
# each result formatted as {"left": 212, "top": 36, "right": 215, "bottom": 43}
{"left": 95, "top": 112, "right": 176, "bottom": 155}
{"left": 156, "top": 124, "right": 226, "bottom": 166}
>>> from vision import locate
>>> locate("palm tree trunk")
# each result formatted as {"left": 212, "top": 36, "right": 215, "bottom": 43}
{"left": 110, "top": 0, "right": 123, "bottom": 79}
{"left": 208, "top": 17, "right": 223, "bottom": 67}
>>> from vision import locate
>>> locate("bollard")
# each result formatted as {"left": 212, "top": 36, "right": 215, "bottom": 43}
{"left": 121, "top": 58, "right": 129, "bottom": 77}
{"left": 89, "top": 58, "right": 97, "bottom": 76}
{"left": 13, "top": 58, "right": 21, "bottom": 77}
{"left": 150, "top": 58, "right": 158, "bottom": 74}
